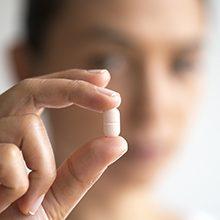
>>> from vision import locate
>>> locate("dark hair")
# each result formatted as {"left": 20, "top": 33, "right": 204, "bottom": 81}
{"left": 26, "top": 0, "right": 205, "bottom": 54}
{"left": 25, "top": 0, "right": 63, "bottom": 54}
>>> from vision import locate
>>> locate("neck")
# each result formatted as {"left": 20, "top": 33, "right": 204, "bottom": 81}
{"left": 69, "top": 175, "right": 159, "bottom": 220}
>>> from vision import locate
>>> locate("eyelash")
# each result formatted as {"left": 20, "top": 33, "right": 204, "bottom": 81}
{"left": 84, "top": 51, "right": 198, "bottom": 77}
{"left": 87, "top": 53, "right": 129, "bottom": 70}
{"left": 172, "top": 57, "right": 197, "bottom": 73}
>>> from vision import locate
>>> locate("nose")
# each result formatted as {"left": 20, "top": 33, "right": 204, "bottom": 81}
{"left": 129, "top": 55, "right": 172, "bottom": 128}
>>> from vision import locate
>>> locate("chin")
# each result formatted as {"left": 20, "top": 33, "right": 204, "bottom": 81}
{"left": 106, "top": 153, "right": 169, "bottom": 188}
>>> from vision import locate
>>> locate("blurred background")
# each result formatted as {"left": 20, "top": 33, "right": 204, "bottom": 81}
{"left": 0, "top": 0, "right": 219, "bottom": 218}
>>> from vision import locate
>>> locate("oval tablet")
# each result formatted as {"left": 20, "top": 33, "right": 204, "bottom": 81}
{"left": 103, "top": 108, "right": 120, "bottom": 137}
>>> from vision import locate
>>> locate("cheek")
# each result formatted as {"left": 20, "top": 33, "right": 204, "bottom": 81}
{"left": 169, "top": 77, "right": 202, "bottom": 141}
{"left": 175, "top": 76, "right": 202, "bottom": 116}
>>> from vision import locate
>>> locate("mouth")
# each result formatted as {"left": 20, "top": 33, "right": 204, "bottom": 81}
{"left": 124, "top": 140, "right": 167, "bottom": 162}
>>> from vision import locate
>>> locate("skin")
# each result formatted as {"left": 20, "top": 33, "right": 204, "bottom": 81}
{"left": 0, "top": 69, "right": 127, "bottom": 219}
{"left": 0, "top": 0, "right": 205, "bottom": 219}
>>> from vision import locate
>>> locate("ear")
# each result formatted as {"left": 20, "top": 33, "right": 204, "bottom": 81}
{"left": 10, "top": 41, "right": 33, "bottom": 80}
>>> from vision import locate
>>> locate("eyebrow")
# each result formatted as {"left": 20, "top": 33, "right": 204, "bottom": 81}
{"left": 175, "top": 41, "right": 204, "bottom": 55}
{"left": 74, "top": 26, "right": 204, "bottom": 53}
{"left": 76, "top": 26, "right": 135, "bottom": 49}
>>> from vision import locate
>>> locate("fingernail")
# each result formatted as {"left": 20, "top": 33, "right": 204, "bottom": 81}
{"left": 97, "top": 87, "right": 121, "bottom": 99}
{"left": 111, "top": 141, "right": 128, "bottom": 164}
{"left": 28, "top": 194, "right": 45, "bottom": 215}
{"left": 120, "top": 139, "right": 128, "bottom": 155}
{"left": 88, "top": 69, "right": 109, "bottom": 74}
{"left": 0, "top": 204, "right": 10, "bottom": 213}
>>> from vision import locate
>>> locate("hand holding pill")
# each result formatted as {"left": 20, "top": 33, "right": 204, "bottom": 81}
{"left": 0, "top": 69, "right": 127, "bottom": 219}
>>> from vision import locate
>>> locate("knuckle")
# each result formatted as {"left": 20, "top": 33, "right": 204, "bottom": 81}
{"left": 43, "top": 167, "right": 57, "bottom": 183}
{"left": 19, "top": 78, "right": 35, "bottom": 91}
{"left": 4, "top": 143, "right": 20, "bottom": 160}
{"left": 68, "top": 80, "right": 91, "bottom": 102}
{"left": 37, "top": 162, "right": 56, "bottom": 188}
{"left": 0, "top": 144, "right": 19, "bottom": 168}
{"left": 21, "top": 113, "right": 42, "bottom": 129}
{"left": 70, "top": 79, "right": 82, "bottom": 89}
{"left": 66, "top": 158, "right": 87, "bottom": 188}
{"left": 23, "top": 113, "right": 41, "bottom": 122}
{"left": 71, "top": 80, "right": 89, "bottom": 90}
{"left": 46, "top": 206, "right": 66, "bottom": 220}
{"left": 14, "top": 180, "right": 29, "bottom": 196}
{"left": 66, "top": 156, "right": 100, "bottom": 189}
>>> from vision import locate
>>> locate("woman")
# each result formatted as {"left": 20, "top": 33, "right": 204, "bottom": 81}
{"left": 0, "top": 0, "right": 213, "bottom": 219}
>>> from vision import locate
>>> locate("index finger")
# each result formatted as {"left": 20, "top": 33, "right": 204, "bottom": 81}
{"left": 0, "top": 73, "right": 121, "bottom": 117}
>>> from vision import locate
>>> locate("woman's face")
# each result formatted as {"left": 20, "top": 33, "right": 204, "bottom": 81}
{"left": 28, "top": 0, "right": 205, "bottom": 185}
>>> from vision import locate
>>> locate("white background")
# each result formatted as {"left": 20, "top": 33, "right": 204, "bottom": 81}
{"left": 0, "top": 0, "right": 219, "bottom": 218}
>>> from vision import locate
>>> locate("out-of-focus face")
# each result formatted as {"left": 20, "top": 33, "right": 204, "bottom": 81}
{"left": 30, "top": 0, "right": 205, "bottom": 186}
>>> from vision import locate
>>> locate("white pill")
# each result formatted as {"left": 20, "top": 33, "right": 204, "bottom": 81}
{"left": 103, "top": 108, "right": 120, "bottom": 137}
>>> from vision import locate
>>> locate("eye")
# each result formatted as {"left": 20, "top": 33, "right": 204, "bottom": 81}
{"left": 87, "top": 53, "right": 128, "bottom": 73}
{"left": 172, "top": 56, "right": 198, "bottom": 74}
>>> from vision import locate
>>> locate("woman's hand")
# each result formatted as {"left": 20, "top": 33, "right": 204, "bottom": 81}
{"left": 0, "top": 69, "right": 128, "bottom": 219}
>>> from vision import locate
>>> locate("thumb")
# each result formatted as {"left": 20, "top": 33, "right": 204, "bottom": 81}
{"left": 42, "top": 136, "right": 128, "bottom": 219}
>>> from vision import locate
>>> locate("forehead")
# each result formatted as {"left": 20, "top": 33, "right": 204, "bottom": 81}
{"left": 56, "top": 0, "right": 204, "bottom": 44}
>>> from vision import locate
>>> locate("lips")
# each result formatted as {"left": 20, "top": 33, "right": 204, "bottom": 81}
{"left": 125, "top": 140, "right": 167, "bottom": 161}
